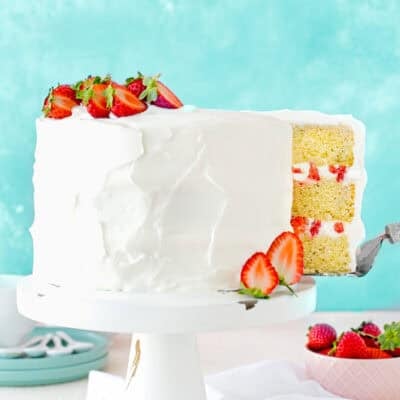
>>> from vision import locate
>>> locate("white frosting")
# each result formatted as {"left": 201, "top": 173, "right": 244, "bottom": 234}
{"left": 265, "top": 110, "right": 366, "bottom": 272}
{"left": 32, "top": 107, "right": 292, "bottom": 292}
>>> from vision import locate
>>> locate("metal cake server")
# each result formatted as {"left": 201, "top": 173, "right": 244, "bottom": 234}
{"left": 306, "top": 222, "right": 400, "bottom": 277}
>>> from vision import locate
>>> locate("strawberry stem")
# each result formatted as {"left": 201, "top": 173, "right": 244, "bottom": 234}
{"left": 279, "top": 279, "right": 297, "bottom": 296}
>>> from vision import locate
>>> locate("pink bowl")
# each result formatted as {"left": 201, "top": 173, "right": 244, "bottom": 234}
{"left": 305, "top": 347, "right": 400, "bottom": 400}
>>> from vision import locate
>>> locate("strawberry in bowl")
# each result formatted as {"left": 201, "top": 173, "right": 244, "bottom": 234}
{"left": 305, "top": 321, "right": 400, "bottom": 400}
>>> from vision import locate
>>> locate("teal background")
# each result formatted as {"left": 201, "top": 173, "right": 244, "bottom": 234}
{"left": 0, "top": 1, "right": 399, "bottom": 310}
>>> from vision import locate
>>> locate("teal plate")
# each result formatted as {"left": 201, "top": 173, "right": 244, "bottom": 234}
{"left": 0, "top": 327, "right": 108, "bottom": 370}
{"left": 0, "top": 354, "right": 107, "bottom": 386}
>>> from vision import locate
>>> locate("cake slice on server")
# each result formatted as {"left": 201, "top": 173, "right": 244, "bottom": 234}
{"left": 266, "top": 110, "right": 366, "bottom": 274}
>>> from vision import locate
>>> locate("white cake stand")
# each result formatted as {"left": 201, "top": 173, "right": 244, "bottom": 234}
{"left": 17, "top": 276, "right": 316, "bottom": 400}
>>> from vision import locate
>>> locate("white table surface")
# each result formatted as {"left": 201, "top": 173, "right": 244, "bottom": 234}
{"left": 1, "top": 311, "right": 399, "bottom": 400}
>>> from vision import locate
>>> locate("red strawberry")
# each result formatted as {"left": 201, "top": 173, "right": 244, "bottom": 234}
{"left": 359, "top": 321, "right": 382, "bottom": 337}
{"left": 308, "top": 162, "right": 320, "bottom": 181}
{"left": 292, "top": 167, "right": 303, "bottom": 174}
{"left": 153, "top": 81, "right": 183, "bottom": 108}
{"left": 335, "top": 331, "right": 367, "bottom": 359}
{"left": 354, "top": 321, "right": 381, "bottom": 347}
{"left": 334, "top": 222, "right": 344, "bottom": 234}
{"left": 318, "top": 348, "right": 333, "bottom": 356}
{"left": 85, "top": 83, "right": 113, "bottom": 118}
{"left": 139, "top": 74, "right": 183, "bottom": 109}
{"left": 111, "top": 84, "right": 147, "bottom": 117}
{"left": 266, "top": 232, "right": 304, "bottom": 294}
{"left": 126, "top": 73, "right": 147, "bottom": 98}
{"left": 290, "top": 216, "right": 308, "bottom": 236}
{"left": 307, "top": 323, "right": 337, "bottom": 351}
{"left": 388, "top": 348, "right": 400, "bottom": 357}
{"left": 310, "top": 220, "right": 321, "bottom": 237}
{"left": 42, "top": 84, "right": 79, "bottom": 119}
{"left": 239, "top": 252, "right": 279, "bottom": 298}
{"left": 364, "top": 347, "right": 392, "bottom": 359}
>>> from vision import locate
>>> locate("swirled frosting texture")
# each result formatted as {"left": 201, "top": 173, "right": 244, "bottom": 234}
{"left": 32, "top": 107, "right": 292, "bottom": 292}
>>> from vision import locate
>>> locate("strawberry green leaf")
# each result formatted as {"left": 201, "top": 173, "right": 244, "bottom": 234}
{"left": 126, "top": 71, "right": 144, "bottom": 84}
{"left": 103, "top": 84, "right": 115, "bottom": 109}
{"left": 42, "top": 87, "right": 54, "bottom": 116}
{"left": 71, "top": 81, "right": 83, "bottom": 92}
{"left": 279, "top": 278, "right": 297, "bottom": 296}
{"left": 78, "top": 86, "right": 93, "bottom": 106}
{"left": 238, "top": 287, "right": 269, "bottom": 299}
{"left": 378, "top": 322, "right": 400, "bottom": 350}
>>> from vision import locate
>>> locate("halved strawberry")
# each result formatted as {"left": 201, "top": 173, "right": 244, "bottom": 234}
{"left": 266, "top": 232, "right": 304, "bottom": 294}
{"left": 239, "top": 252, "right": 279, "bottom": 298}
{"left": 111, "top": 84, "right": 147, "bottom": 117}
{"left": 292, "top": 167, "right": 303, "bottom": 174}
{"left": 139, "top": 74, "right": 183, "bottom": 109}
{"left": 85, "top": 83, "right": 113, "bottom": 118}
{"left": 153, "top": 81, "right": 183, "bottom": 108}
{"left": 42, "top": 84, "right": 79, "bottom": 119}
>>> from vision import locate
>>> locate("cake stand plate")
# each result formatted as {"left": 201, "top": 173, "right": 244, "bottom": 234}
{"left": 17, "top": 276, "right": 316, "bottom": 400}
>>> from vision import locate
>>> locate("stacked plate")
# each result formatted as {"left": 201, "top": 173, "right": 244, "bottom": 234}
{"left": 0, "top": 326, "right": 108, "bottom": 386}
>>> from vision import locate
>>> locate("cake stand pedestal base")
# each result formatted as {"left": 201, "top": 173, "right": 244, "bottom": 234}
{"left": 126, "top": 333, "right": 206, "bottom": 400}
{"left": 17, "top": 276, "right": 316, "bottom": 400}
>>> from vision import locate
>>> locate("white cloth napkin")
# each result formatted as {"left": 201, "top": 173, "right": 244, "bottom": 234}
{"left": 87, "top": 360, "right": 347, "bottom": 400}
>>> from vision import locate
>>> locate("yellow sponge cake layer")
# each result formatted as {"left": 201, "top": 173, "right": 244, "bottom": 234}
{"left": 301, "top": 234, "right": 351, "bottom": 274}
{"left": 293, "top": 124, "right": 354, "bottom": 166}
{"left": 292, "top": 180, "right": 355, "bottom": 222}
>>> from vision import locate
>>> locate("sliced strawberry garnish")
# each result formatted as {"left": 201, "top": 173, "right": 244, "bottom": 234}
{"left": 111, "top": 84, "right": 147, "bottom": 117}
{"left": 310, "top": 220, "right": 321, "bottom": 237}
{"left": 42, "top": 84, "right": 79, "bottom": 119}
{"left": 290, "top": 216, "right": 308, "bottom": 236}
{"left": 308, "top": 162, "right": 320, "bottom": 181}
{"left": 85, "top": 83, "right": 113, "bottom": 118}
{"left": 139, "top": 74, "right": 183, "bottom": 109}
{"left": 334, "top": 222, "right": 344, "bottom": 233}
{"left": 239, "top": 252, "right": 279, "bottom": 298}
{"left": 153, "top": 81, "right": 183, "bottom": 108}
{"left": 292, "top": 167, "right": 303, "bottom": 174}
{"left": 266, "top": 232, "right": 304, "bottom": 294}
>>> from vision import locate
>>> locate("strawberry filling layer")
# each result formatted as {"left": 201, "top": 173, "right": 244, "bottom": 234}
{"left": 292, "top": 162, "right": 361, "bottom": 183}
{"left": 291, "top": 216, "right": 346, "bottom": 238}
